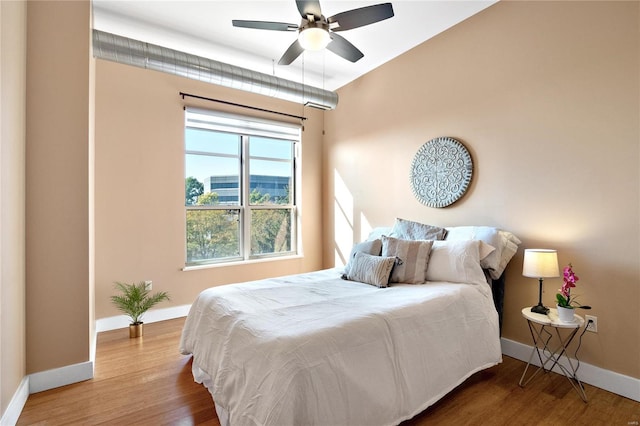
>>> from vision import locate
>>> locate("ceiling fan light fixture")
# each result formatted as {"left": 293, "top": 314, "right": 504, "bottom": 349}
{"left": 298, "top": 27, "right": 331, "bottom": 51}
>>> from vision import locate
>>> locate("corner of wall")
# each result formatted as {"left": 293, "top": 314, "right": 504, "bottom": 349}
{"left": 0, "top": 376, "right": 29, "bottom": 426}
{"left": 28, "top": 361, "right": 93, "bottom": 395}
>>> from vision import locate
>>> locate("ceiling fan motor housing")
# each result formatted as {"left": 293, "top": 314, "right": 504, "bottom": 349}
{"left": 298, "top": 18, "right": 331, "bottom": 51}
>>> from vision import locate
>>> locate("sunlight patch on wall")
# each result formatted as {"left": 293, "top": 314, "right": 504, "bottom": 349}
{"left": 334, "top": 169, "right": 354, "bottom": 267}
{"left": 334, "top": 169, "right": 354, "bottom": 220}
{"left": 360, "top": 213, "right": 373, "bottom": 242}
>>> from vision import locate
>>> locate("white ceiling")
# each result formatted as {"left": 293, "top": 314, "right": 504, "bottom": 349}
{"left": 92, "top": 1, "right": 497, "bottom": 91}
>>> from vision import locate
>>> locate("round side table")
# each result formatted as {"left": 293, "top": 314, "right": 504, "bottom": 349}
{"left": 519, "top": 307, "right": 588, "bottom": 402}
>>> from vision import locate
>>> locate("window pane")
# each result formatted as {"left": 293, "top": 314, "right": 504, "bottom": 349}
{"left": 185, "top": 154, "right": 240, "bottom": 206}
{"left": 250, "top": 209, "right": 292, "bottom": 256}
{"left": 185, "top": 128, "right": 239, "bottom": 155}
{"left": 248, "top": 166, "right": 292, "bottom": 205}
{"left": 249, "top": 137, "right": 293, "bottom": 160}
{"left": 249, "top": 138, "right": 293, "bottom": 206}
{"left": 186, "top": 209, "right": 240, "bottom": 263}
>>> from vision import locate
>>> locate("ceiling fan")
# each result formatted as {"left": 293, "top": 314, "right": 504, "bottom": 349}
{"left": 232, "top": 1, "right": 394, "bottom": 65}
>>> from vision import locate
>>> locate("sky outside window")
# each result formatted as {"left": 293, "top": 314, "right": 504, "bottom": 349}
{"left": 185, "top": 129, "right": 292, "bottom": 184}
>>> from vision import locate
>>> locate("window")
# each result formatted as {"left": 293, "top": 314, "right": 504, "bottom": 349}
{"left": 184, "top": 108, "right": 300, "bottom": 266}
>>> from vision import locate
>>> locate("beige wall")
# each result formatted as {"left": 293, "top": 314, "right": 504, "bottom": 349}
{"left": 324, "top": 1, "right": 639, "bottom": 379}
{"left": 4, "top": 0, "right": 636, "bottom": 414}
{"left": 25, "top": 0, "right": 91, "bottom": 373}
{"left": 94, "top": 60, "right": 324, "bottom": 319}
{"left": 1, "top": 0, "right": 27, "bottom": 415}
{"left": 1, "top": 0, "right": 324, "bottom": 412}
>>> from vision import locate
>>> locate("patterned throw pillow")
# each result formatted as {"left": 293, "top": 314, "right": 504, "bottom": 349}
{"left": 391, "top": 218, "right": 447, "bottom": 241}
{"left": 346, "top": 252, "right": 396, "bottom": 288}
{"left": 381, "top": 236, "right": 434, "bottom": 284}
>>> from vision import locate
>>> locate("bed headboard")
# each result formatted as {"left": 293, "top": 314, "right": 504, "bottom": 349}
{"left": 490, "top": 273, "right": 506, "bottom": 333}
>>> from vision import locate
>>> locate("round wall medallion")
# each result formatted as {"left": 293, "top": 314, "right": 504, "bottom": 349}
{"left": 410, "top": 137, "right": 473, "bottom": 208}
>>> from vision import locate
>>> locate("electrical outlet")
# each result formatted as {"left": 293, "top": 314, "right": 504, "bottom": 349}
{"left": 585, "top": 315, "right": 597, "bottom": 333}
{"left": 144, "top": 280, "right": 152, "bottom": 291}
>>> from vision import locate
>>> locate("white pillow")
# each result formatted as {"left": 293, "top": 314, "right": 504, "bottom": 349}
{"left": 426, "top": 240, "right": 495, "bottom": 285}
{"left": 496, "top": 236, "right": 519, "bottom": 279}
{"left": 444, "top": 226, "right": 520, "bottom": 279}
{"left": 346, "top": 252, "right": 395, "bottom": 288}
{"left": 381, "top": 236, "right": 433, "bottom": 284}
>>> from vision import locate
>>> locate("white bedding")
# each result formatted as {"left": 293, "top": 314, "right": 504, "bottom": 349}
{"left": 179, "top": 268, "right": 502, "bottom": 426}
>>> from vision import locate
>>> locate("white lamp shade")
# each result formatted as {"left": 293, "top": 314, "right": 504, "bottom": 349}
{"left": 522, "top": 249, "right": 559, "bottom": 278}
{"left": 298, "top": 27, "right": 331, "bottom": 51}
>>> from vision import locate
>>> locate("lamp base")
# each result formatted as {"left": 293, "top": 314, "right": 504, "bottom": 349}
{"left": 531, "top": 304, "right": 549, "bottom": 315}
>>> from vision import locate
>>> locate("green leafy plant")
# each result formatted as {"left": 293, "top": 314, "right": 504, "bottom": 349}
{"left": 110, "top": 281, "right": 170, "bottom": 325}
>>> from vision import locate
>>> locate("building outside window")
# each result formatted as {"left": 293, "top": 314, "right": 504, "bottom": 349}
{"left": 184, "top": 108, "right": 300, "bottom": 266}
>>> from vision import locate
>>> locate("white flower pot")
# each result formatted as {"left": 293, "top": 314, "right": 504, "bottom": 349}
{"left": 556, "top": 305, "right": 575, "bottom": 323}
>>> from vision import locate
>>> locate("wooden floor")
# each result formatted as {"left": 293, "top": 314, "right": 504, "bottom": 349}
{"left": 18, "top": 318, "right": 639, "bottom": 426}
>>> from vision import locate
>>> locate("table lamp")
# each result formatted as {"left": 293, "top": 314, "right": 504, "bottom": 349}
{"left": 522, "top": 249, "right": 559, "bottom": 314}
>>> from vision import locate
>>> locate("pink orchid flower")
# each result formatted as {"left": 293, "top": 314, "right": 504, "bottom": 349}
{"left": 559, "top": 264, "right": 580, "bottom": 302}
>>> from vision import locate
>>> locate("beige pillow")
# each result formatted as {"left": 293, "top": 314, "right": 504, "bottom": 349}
{"left": 381, "top": 236, "right": 434, "bottom": 284}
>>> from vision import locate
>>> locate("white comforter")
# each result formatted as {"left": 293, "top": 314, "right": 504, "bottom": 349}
{"left": 179, "top": 268, "right": 501, "bottom": 426}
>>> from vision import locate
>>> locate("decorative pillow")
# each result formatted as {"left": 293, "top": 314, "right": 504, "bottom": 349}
{"left": 381, "top": 236, "right": 434, "bottom": 284}
{"left": 390, "top": 218, "right": 447, "bottom": 241}
{"left": 346, "top": 252, "right": 395, "bottom": 288}
{"left": 425, "top": 240, "right": 496, "bottom": 285}
{"left": 342, "top": 239, "right": 383, "bottom": 276}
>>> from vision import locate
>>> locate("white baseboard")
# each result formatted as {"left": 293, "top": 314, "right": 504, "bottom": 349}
{"left": 95, "top": 304, "right": 191, "bottom": 332}
{"left": 1, "top": 376, "right": 29, "bottom": 426}
{"left": 28, "top": 361, "right": 94, "bottom": 394}
{"left": 501, "top": 337, "right": 640, "bottom": 402}
{"left": 3, "top": 305, "right": 190, "bottom": 423}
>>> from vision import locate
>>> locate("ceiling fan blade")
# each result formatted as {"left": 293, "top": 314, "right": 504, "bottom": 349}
{"left": 327, "top": 33, "right": 364, "bottom": 63}
{"left": 278, "top": 39, "right": 305, "bottom": 65}
{"left": 232, "top": 20, "right": 298, "bottom": 31}
{"left": 328, "top": 3, "right": 394, "bottom": 32}
{"left": 296, "top": 0, "right": 322, "bottom": 19}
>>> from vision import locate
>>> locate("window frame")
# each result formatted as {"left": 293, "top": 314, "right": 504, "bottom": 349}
{"left": 184, "top": 108, "right": 301, "bottom": 267}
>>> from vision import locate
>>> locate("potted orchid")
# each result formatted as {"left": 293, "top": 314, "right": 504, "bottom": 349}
{"left": 555, "top": 264, "right": 581, "bottom": 322}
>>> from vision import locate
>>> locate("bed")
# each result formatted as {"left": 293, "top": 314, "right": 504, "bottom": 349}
{"left": 179, "top": 221, "right": 520, "bottom": 426}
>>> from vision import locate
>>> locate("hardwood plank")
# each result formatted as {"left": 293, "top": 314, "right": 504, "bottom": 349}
{"left": 18, "top": 319, "right": 219, "bottom": 426}
{"left": 18, "top": 318, "right": 640, "bottom": 425}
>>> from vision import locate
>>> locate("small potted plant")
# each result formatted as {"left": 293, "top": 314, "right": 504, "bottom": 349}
{"left": 555, "top": 264, "right": 582, "bottom": 322}
{"left": 110, "top": 281, "right": 170, "bottom": 338}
